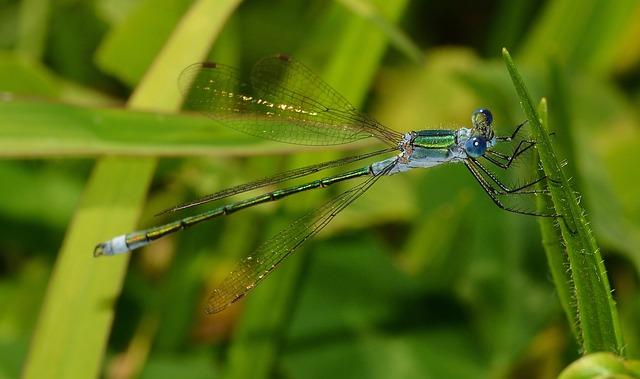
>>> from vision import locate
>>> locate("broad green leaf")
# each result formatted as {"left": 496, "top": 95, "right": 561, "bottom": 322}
{"left": 0, "top": 98, "right": 349, "bottom": 158}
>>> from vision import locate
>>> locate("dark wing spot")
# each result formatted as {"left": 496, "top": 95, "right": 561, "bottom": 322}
{"left": 231, "top": 293, "right": 246, "bottom": 304}
{"left": 276, "top": 53, "right": 292, "bottom": 62}
{"left": 201, "top": 62, "right": 217, "bottom": 68}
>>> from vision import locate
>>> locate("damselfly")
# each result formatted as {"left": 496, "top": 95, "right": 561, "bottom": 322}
{"left": 94, "top": 54, "right": 556, "bottom": 314}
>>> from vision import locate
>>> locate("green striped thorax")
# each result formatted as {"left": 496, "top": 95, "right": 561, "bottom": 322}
{"left": 377, "top": 109, "right": 497, "bottom": 176}
{"left": 404, "top": 108, "right": 496, "bottom": 158}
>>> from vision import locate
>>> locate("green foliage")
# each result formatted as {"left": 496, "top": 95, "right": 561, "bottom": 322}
{"left": 0, "top": 99, "right": 313, "bottom": 157}
{"left": 1, "top": 1, "right": 639, "bottom": 378}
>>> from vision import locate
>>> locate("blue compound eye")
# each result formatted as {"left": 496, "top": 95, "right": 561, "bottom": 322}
{"left": 465, "top": 136, "right": 487, "bottom": 158}
{"left": 472, "top": 108, "right": 493, "bottom": 128}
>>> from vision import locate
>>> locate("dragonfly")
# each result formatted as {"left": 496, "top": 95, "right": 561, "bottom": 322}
{"left": 94, "top": 54, "right": 557, "bottom": 314}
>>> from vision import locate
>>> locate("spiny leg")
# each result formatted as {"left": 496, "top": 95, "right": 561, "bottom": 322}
{"left": 464, "top": 160, "right": 559, "bottom": 218}
{"left": 485, "top": 145, "right": 563, "bottom": 187}
{"left": 496, "top": 120, "right": 527, "bottom": 141}
{"left": 469, "top": 158, "right": 549, "bottom": 195}
{"left": 491, "top": 118, "right": 557, "bottom": 169}
{"left": 485, "top": 139, "right": 537, "bottom": 169}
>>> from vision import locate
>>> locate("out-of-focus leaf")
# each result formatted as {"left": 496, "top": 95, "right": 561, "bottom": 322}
{"left": 485, "top": 0, "right": 541, "bottom": 55}
{"left": 95, "top": 0, "right": 144, "bottom": 26}
{"left": 139, "top": 351, "right": 219, "bottom": 379}
{"left": 47, "top": 3, "right": 109, "bottom": 86}
{"left": 17, "top": 0, "right": 50, "bottom": 59}
{"left": 0, "top": 52, "right": 116, "bottom": 104}
{"left": 0, "top": 53, "right": 60, "bottom": 97}
{"left": 0, "top": 97, "right": 354, "bottom": 158}
{"left": 284, "top": 236, "right": 487, "bottom": 379}
{"left": 0, "top": 260, "right": 50, "bottom": 378}
{"left": 95, "top": 0, "right": 193, "bottom": 86}
{"left": 0, "top": 162, "right": 85, "bottom": 227}
{"left": 0, "top": 2, "right": 19, "bottom": 49}
{"left": 519, "top": 0, "right": 640, "bottom": 75}
{"left": 563, "top": 77, "right": 640, "bottom": 268}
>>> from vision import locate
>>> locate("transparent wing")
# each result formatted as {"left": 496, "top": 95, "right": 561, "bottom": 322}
{"left": 205, "top": 159, "right": 397, "bottom": 314}
{"left": 179, "top": 54, "right": 402, "bottom": 147}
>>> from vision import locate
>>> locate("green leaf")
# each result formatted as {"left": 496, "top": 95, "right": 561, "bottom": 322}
{"left": 95, "top": 0, "right": 193, "bottom": 86}
{"left": 0, "top": 98, "right": 348, "bottom": 158}
{"left": 535, "top": 98, "right": 579, "bottom": 341}
{"left": 519, "top": 0, "right": 640, "bottom": 74}
{"left": 16, "top": 0, "right": 50, "bottom": 58}
{"left": 502, "top": 48, "right": 623, "bottom": 354}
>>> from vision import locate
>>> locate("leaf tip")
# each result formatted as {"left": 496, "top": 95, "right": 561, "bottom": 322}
{"left": 539, "top": 97, "right": 548, "bottom": 111}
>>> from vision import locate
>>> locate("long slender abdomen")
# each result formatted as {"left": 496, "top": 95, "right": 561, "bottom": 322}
{"left": 413, "top": 130, "right": 456, "bottom": 149}
{"left": 94, "top": 166, "right": 372, "bottom": 257}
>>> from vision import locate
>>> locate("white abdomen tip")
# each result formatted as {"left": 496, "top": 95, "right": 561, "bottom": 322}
{"left": 94, "top": 235, "right": 130, "bottom": 257}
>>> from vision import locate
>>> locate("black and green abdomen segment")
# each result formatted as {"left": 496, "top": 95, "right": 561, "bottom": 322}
{"left": 124, "top": 166, "right": 372, "bottom": 249}
{"left": 413, "top": 130, "right": 456, "bottom": 149}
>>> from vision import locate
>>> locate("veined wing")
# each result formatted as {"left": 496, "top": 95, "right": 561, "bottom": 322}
{"left": 205, "top": 159, "right": 398, "bottom": 314}
{"left": 250, "top": 54, "right": 402, "bottom": 145}
{"left": 179, "top": 54, "right": 402, "bottom": 147}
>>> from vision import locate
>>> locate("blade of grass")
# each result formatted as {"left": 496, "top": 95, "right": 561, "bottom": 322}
{"left": 502, "top": 48, "right": 623, "bottom": 355}
{"left": 17, "top": 0, "right": 50, "bottom": 58}
{"left": 535, "top": 98, "right": 579, "bottom": 341}
{"left": 21, "top": 1, "right": 241, "bottom": 378}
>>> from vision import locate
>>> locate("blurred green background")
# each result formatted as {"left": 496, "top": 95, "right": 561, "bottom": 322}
{"left": 1, "top": 0, "right": 639, "bottom": 378}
